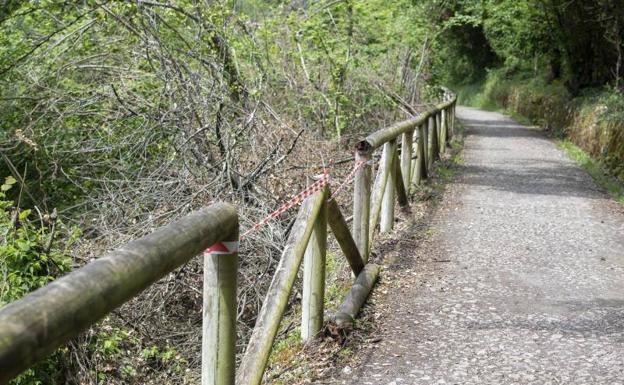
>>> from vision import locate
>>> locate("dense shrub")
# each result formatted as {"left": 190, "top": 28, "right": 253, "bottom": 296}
{"left": 0, "top": 177, "right": 78, "bottom": 384}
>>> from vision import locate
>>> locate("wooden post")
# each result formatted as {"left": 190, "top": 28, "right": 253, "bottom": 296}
{"left": 423, "top": 120, "right": 429, "bottom": 170}
{"left": 380, "top": 141, "right": 396, "bottom": 233}
{"left": 237, "top": 190, "right": 326, "bottom": 385}
{"left": 438, "top": 112, "right": 443, "bottom": 155}
{"left": 452, "top": 103, "right": 456, "bottom": 138}
{"left": 401, "top": 130, "right": 413, "bottom": 192}
{"left": 353, "top": 142, "right": 372, "bottom": 263}
{"left": 302, "top": 193, "right": 327, "bottom": 341}
{"left": 450, "top": 106, "right": 454, "bottom": 139}
{"left": 429, "top": 115, "right": 439, "bottom": 165}
{"left": 446, "top": 109, "right": 450, "bottom": 145}
{"left": 393, "top": 150, "right": 408, "bottom": 207}
{"left": 448, "top": 108, "right": 452, "bottom": 142}
{"left": 440, "top": 109, "right": 447, "bottom": 154}
{"left": 415, "top": 124, "right": 427, "bottom": 184}
{"left": 327, "top": 199, "right": 365, "bottom": 276}
{"left": 436, "top": 111, "right": 442, "bottom": 151}
{"left": 370, "top": 140, "right": 395, "bottom": 240}
{"left": 410, "top": 129, "right": 418, "bottom": 190}
{"left": 203, "top": 230, "right": 239, "bottom": 385}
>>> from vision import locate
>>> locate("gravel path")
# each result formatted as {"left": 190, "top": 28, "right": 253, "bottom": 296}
{"left": 336, "top": 107, "right": 624, "bottom": 385}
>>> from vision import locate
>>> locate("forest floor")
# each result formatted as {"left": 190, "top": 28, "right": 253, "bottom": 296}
{"left": 325, "top": 107, "right": 624, "bottom": 384}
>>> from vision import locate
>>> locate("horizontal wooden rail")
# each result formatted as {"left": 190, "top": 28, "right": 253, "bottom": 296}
{"left": 0, "top": 203, "right": 238, "bottom": 385}
{"left": 353, "top": 93, "right": 457, "bottom": 258}
{"left": 363, "top": 98, "right": 455, "bottom": 150}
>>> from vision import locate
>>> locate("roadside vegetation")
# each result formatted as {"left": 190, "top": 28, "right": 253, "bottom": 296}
{"left": 0, "top": 1, "right": 450, "bottom": 384}
{"left": 434, "top": 1, "right": 623, "bottom": 188}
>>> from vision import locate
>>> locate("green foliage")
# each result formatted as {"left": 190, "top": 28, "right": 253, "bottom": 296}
{"left": 433, "top": 0, "right": 624, "bottom": 92}
{"left": 323, "top": 251, "right": 350, "bottom": 309}
{"left": 458, "top": 68, "right": 624, "bottom": 184}
{"left": 559, "top": 140, "right": 624, "bottom": 205}
{"left": 0, "top": 179, "right": 79, "bottom": 384}
{"left": 568, "top": 88, "right": 624, "bottom": 180}
{"left": 0, "top": 180, "right": 77, "bottom": 306}
{"left": 0, "top": 1, "right": 444, "bottom": 383}
{"left": 85, "top": 325, "right": 186, "bottom": 383}
{"left": 0, "top": 0, "right": 436, "bottom": 228}
{"left": 476, "top": 69, "right": 570, "bottom": 130}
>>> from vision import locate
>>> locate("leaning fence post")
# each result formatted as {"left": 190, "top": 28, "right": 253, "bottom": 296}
{"left": 452, "top": 102, "right": 456, "bottom": 137}
{"left": 353, "top": 142, "right": 372, "bottom": 263}
{"left": 415, "top": 124, "right": 427, "bottom": 184}
{"left": 203, "top": 228, "right": 239, "bottom": 385}
{"left": 449, "top": 103, "right": 455, "bottom": 139}
{"left": 447, "top": 108, "right": 450, "bottom": 146}
{"left": 436, "top": 112, "right": 442, "bottom": 157}
{"left": 302, "top": 190, "right": 327, "bottom": 341}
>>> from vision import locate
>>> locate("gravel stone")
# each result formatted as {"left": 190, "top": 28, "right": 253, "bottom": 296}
{"left": 336, "top": 107, "right": 624, "bottom": 385}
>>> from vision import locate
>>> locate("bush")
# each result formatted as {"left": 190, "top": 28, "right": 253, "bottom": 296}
{"left": 568, "top": 89, "right": 624, "bottom": 180}
{"left": 0, "top": 176, "right": 79, "bottom": 384}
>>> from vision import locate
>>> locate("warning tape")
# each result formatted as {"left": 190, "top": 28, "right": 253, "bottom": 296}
{"left": 204, "top": 159, "right": 368, "bottom": 248}
{"left": 205, "top": 241, "right": 239, "bottom": 255}
{"left": 328, "top": 160, "right": 367, "bottom": 201}
{"left": 240, "top": 171, "right": 329, "bottom": 240}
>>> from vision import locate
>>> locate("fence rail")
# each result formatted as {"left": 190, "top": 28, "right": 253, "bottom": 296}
{"left": 0, "top": 92, "right": 456, "bottom": 385}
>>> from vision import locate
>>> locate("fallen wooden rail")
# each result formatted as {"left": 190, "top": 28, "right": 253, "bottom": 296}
{"left": 0, "top": 91, "right": 457, "bottom": 385}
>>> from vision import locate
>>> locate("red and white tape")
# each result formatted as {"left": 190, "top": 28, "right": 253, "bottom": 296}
{"left": 210, "top": 158, "right": 368, "bottom": 244}
{"left": 240, "top": 172, "right": 329, "bottom": 240}
{"left": 205, "top": 241, "right": 239, "bottom": 255}
{"left": 329, "top": 160, "right": 367, "bottom": 201}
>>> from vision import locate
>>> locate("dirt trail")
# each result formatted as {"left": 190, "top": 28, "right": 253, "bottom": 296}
{"left": 332, "top": 107, "right": 624, "bottom": 385}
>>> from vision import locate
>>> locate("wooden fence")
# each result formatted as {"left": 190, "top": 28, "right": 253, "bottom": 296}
{"left": 0, "top": 93, "right": 456, "bottom": 385}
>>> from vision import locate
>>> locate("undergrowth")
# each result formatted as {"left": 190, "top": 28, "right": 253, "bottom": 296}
{"left": 264, "top": 251, "right": 351, "bottom": 384}
{"left": 558, "top": 140, "right": 624, "bottom": 205}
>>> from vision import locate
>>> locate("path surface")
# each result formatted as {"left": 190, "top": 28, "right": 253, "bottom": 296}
{"left": 335, "top": 107, "right": 624, "bottom": 384}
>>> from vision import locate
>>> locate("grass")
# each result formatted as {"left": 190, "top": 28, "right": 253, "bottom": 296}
{"left": 455, "top": 81, "right": 535, "bottom": 126}
{"left": 264, "top": 251, "right": 352, "bottom": 384}
{"left": 455, "top": 82, "right": 500, "bottom": 111}
{"left": 558, "top": 140, "right": 624, "bottom": 205}
{"left": 266, "top": 326, "right": 307, "bottom": 384}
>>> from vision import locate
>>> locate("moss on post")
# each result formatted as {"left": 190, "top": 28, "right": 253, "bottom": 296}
{"left": 302, "top": 193, "right": 327, "bottom": 341}
{"left": 353, "top": 142, "right": 372, "bottom": 263}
